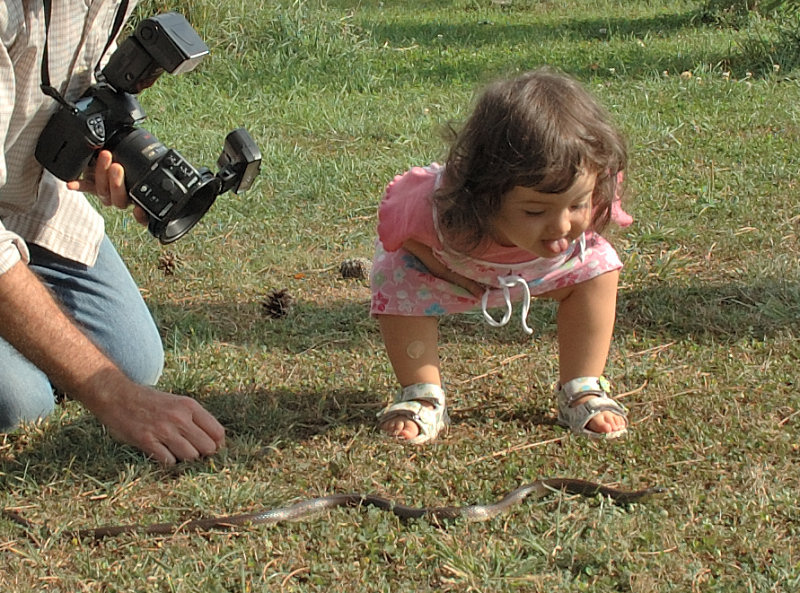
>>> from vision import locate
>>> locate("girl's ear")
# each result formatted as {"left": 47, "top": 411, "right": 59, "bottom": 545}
{"left": 610, "top": 171, "right": 632, "bottom": 227}
{"left": 611, "top": 199, "right": 633, "bottom": 227}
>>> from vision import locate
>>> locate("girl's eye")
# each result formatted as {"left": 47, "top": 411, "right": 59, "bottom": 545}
{"left": 524, "top": 210, "right": 545, "bottom": 217}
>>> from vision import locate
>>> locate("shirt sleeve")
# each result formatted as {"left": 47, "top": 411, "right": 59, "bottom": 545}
{"left": 1, "top": 8, "right": 18, "bottom": 192}
{"left": 0, "top": 13, "right": 30, "bottom": 274}
{"left": 0, "top": 228, "right": 30, "bottom": 273}
{"left": 376, "top": 164, "right": 443, "bottom": 252}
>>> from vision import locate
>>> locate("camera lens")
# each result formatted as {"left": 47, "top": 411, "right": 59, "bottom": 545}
{"left": 108, "top": 127, "right": 220, "bottom": 243}
{"left": 151, "top": 176, "right": 219, "bottom": 243}
{"left": 107, "top": 127, "right": 168, "bottom": 196}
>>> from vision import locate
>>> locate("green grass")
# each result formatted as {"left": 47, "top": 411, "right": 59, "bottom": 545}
{"left": 3, "top": 0, "right": 800, "bottom": 590}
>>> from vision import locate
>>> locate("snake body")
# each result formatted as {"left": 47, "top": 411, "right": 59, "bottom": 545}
{"left": 4, "top": 478, "right": 662, "bottom": 539}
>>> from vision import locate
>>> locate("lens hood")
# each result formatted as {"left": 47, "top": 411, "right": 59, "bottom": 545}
{"left": 148, "top": 175, "right": 220, "bottom": 243}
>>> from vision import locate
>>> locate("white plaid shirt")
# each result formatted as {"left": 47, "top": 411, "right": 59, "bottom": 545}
{"left": 0, "top": 0, "right": 135, "bottom": 273}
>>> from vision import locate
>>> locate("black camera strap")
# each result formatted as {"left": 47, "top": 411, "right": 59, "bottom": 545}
{"left": 40, "top": 0, "right": 129, "bottom": 110}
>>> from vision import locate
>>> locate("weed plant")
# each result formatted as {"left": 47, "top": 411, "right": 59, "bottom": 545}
{"left": 2, "top": 1, "right": 800, "bottom": 591}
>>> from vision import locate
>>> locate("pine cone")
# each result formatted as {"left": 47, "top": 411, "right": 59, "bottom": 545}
{"left": 157, "top": 251, "right": 181, "bottom": 276}
{"left": 261, "top": 288, "right": 294, "bottom": 319}
{"left": 339, "top": 257, "right": 372, "bottom": 280}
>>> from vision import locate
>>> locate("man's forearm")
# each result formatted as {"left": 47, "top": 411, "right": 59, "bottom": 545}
{"left": 0, "top": 260, "right": 128, "bottom": 411}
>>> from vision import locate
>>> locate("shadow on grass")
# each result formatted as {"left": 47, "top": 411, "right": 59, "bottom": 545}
{"left": 206, "top": 386, "right": 376, "bottom": 440}
{"left": 364, "top": 8, "right": 791, "bottom": 80}
{"left": 617, "top": 280, "right": 800, "bottom": 340}
{"left": 0, "top": 414, "right": 140, "bottom": 483}
{"left": 3, "top": 282, "right": 794, "bottom": 479}
{"left": 451, "top": 401, "right": 559, "bottom": 431}
{"left": 153, "top": 278, "right": 800, "bottom": 354}
{"left": 153, "top": 297, "right": 377, "bottom": 352}
{"left": 367, "top": 12, "right": 698, "bottom": 49}
{"left": 0, "top": 387, "right": 376, "bottom": 482}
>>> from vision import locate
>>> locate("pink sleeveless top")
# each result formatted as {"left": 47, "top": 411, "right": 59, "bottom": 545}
{"left": 370, "top": 164, "right": 629, "bottom": 332}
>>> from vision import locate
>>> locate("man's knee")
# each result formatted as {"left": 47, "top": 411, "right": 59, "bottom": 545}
{"left": 125, "top": 342, "right": 164, "bottom": 386}
{"left": 106, "top": 320, "right": 164, "bottom": 386}
{"left": 0, "top": 371, "right": 55, "bottom": 432}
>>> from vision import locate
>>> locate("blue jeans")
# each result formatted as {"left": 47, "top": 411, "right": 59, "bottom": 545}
{"left": 0, "top": 236, "right": 164, "bottom": 431}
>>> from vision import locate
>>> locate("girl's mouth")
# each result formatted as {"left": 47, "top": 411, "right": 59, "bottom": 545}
{"left": 542, "top": 237, "right": 571, "bottom": 255}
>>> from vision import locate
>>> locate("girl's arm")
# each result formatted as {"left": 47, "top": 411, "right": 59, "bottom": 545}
{"left": 402, "top": 239, "right": 485, "bottom": 298}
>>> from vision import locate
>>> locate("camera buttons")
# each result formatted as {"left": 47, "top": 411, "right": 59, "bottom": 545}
{"left": 86, "top": 115, "right": 106, "bottom": 143}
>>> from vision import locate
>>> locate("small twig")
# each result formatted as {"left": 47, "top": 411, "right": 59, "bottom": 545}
{"left": 290, "top": 339, "right": 349, "bottom": 355}
{"left": 254, "top": 263, "right": 338, "bottom": 275}
{"left": 778, "top": 409, "right": 800, "bottom": 427}
{"left": 450, "top": 353, "right": 531, "bottom": 386}
{"left": 629, "top": 342, "right": 676, "bottom": 357}
{"left": 381, "top": 41, "right": 419, "bottom": 51}
{"left": 281, "top": 566, "right": 309, "bottom": 588}
{"left": 627, "top": 389, "right": 701, "bottom": 407}
{"left": 261, "top": 558, "right": 280, "bottom": 581}
{"left": 2, "top": 509, "right": 43, "bottom": 546}
{"left": 297, "top": 264, "right": 338, "bottom": 274}
{"left": 342, "top": 426, "right": 365, "bottom": 453}
{"left": 615, "top": 380, "right": 648, "bottom": 400}
{"left": 465, "top": 435, "right": 566, "bottom": 466}
{"left": 2, "top": 509, "right": 37, "bottom": 530}
{"left": 664, "top": 457, "right": 706, "bottom": 467}
{"left": 285, "top": 362, "right": 299, "bottom": 382}
{"left": 638, "top": 546, "right": 678, "bottom": 556}
{"left": 692, "top": 567, "right": 712, "bottom": 593}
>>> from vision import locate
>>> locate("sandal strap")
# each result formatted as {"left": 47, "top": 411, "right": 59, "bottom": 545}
{"left": 569, "top": 397, "right": 628, "bottom": 420}
{"left": 557, "top": 376, "right": 613, "bottom": 406}
{"left": 393, "top": 383, "right": 446, "bottom": 408}
{"left": 377, "top": 383, "right": 449, "bottom": 445}
{"left": 556, "top": 376, "right": 628, "bottom": 440}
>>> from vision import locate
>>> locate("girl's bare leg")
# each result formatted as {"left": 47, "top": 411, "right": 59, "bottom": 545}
{"left": 377, "top": 314, "right": 441, "bottom": 440}
{"left": 544, "top": 270, "right": 626, "bottom": 435}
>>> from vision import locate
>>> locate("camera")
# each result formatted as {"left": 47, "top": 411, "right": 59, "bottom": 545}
{"left": 35, "top": 12, "right": 261, "bottom": 243}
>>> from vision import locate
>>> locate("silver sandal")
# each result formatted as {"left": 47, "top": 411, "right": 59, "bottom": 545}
{"left": 376, "top": 383, "right": 449, "bottom": 445}
{"left": 556, "top": 376, "right": 628, "bottom": 440}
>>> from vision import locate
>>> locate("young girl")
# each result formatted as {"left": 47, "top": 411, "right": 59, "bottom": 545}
{"left": 370, "top": 67, "right": 632, "bottom": 444}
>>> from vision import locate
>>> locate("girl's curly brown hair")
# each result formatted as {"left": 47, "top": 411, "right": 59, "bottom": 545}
{"left": 434, "top": 67, "right": 628, "bottom": 253}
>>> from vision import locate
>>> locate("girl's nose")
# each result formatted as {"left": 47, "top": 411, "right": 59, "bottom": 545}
{"left": 548, "top": 210, "right": 572, "bottom": 235}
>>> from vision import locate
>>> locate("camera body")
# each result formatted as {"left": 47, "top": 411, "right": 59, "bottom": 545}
{"left": 35, "top": 12, "right": 261, "bottom": 243}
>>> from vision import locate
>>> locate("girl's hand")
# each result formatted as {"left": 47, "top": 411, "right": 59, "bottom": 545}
{"left": 403, "top": 239, "right": 486, "bottom": 298}
{"left": 67, "top": 150, "right": 149, "bottom": 226}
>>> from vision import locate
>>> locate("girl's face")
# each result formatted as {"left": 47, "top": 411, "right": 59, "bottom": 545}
{"left": 491, "top": 170, "right": 596, "bottom": 258}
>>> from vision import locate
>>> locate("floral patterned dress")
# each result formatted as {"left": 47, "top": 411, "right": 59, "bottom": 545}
{"left": 369, "top": 164, "right": 628, "bottom": 332}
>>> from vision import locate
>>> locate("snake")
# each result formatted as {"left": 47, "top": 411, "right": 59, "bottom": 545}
{"left": 3, "top": 478, "right": 663, "bottom": 540}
